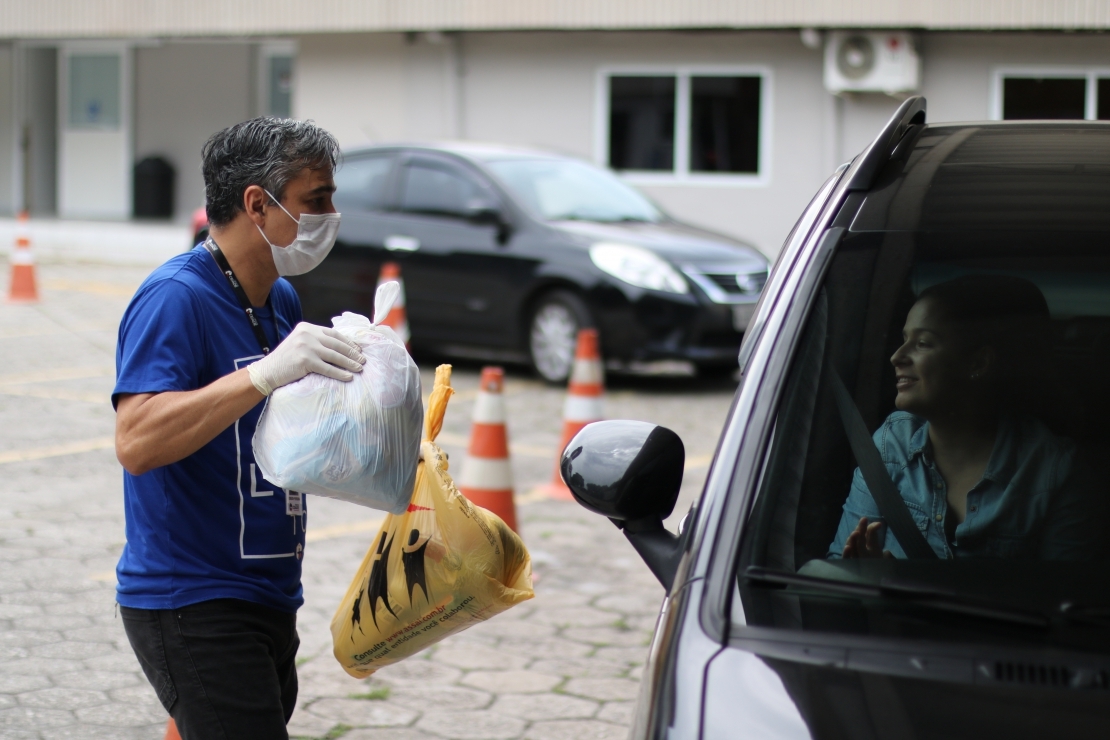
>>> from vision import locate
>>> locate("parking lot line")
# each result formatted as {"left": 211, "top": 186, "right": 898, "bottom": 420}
{"left": 305, "top": 517, "right": 386, "bottom": 543}
{"left": 436, "top": 431, "right": 554, "bottom": 458}
{"left": 0, "top": 435, "right": 115, "bottom": 464}
{"left": 0, "top": 366, "right": 115, "bottom": 386}
{"left": 685, "top": 453, "right": 713, "bottom": 471}
{"left": 0, "top": 386, "right": 107, "bottom": 403}
{"left": 42, "top": 278, "right": 140, "bottom": 297}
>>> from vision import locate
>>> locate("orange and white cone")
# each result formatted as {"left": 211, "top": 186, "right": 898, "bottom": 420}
{"left": 7, "top": 211, "right": 38, "bottom": 303}
{"left": 377, "top": 262, "right": 410, "bottom": 348}
{"left": 458, "top": 367, "right": 519, "bottom": 532}
{"left": 164, "top": 718, "right": 181, "bottom": 740}
{"left": 542, "top": 328, "right": 604, "bottom": 501}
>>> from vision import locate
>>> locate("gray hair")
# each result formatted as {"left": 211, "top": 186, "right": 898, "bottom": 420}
{"left": 201, "top": 117, "right": 340, "bottom": 227}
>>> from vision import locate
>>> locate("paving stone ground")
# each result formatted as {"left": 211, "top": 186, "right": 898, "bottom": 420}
{"left": 0, "top": 259, "right": 737, "bottom": 740}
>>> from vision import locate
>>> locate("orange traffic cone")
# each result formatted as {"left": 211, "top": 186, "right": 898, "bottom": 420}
{"left": 164, "top": 718, "right": 181, "bottom": 740}
{"left": 458, "top": 367, "right": 519, "bottom": 532}
{"left": 541, "top": 329, "right": 604, "bottom": 501}
{"left": 7, "top": 211, "right": 38, "bottom": 303}
{"left": 377, "top": 262, "right": 410, "bottom": 348}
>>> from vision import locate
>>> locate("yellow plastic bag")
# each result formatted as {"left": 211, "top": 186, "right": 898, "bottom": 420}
{"left": 331, "top": 364, "right": 534, "bottom": 678}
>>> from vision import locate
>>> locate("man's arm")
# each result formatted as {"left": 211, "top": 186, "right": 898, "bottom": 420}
{"left": 116, "top": 369, "right": 263, "bottom": 476}
{"left": 116, "top": 320, "right": 365, "bottom": 476}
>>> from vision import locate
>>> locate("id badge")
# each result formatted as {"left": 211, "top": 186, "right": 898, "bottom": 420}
{"left": 285, "top": 490, "right": 304, "bottom": 517}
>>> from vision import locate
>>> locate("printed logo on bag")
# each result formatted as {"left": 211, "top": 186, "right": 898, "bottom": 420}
{"left": 332, "top": 367, "right": 534, "bottom": 678}
{"left": 351, "top": 525, "right": 433, "bottom": 637}
{"left": 356, "top": 530, "right": 397, "bottom": 632}
{"left": 401, "top": 528, "right": 430, "bottom": 603}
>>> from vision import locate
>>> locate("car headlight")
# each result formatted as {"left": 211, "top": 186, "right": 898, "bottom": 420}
{"left": 589, "top": 243, "right": 688, "bottom": 294}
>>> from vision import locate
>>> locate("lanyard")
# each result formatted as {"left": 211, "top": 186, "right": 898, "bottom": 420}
{"left": 204, "top": 237, "right": 278, "bottom": 356}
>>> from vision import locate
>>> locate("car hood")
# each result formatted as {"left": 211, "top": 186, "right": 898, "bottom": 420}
{"left": 553, "top": 220, "right": 769, "bottom": 271}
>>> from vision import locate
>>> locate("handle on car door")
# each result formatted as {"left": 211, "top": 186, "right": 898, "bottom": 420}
{"left": 384, "top": 235, "right": 420, "bottom": 252}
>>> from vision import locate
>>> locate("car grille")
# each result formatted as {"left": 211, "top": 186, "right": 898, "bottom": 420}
{"left": 986, "top": 661, "right": 1110, "bottom": 690}
{"left": 702, "top": 270, "right": 768, "bottom": 296}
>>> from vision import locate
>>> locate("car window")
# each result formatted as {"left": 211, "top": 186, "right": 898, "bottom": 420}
{"left": 736, "top": 124, "right": 1110, "bottom": 649}
{"left": 333, "top": 154, "right": 394, "bottom": 212}
{"left": 399, "top": 163, "right": 486, "bottom": 218}
{"left": 485, "top": 157, "right": 662, "bottom": 223}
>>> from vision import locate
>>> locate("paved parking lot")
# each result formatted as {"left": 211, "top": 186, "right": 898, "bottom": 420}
{"left": 0, "top": 259, "right": 737, "bottom": 740}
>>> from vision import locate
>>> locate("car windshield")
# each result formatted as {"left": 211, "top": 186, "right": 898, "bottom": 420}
{"left": 736, "top": 124, "right": 1110, "bottom": 652}
{"left": 485, "top": 157, "right": 662, "bottom": 223}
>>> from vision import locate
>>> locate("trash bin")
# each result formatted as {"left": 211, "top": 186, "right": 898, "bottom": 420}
{"left": 133, "top": 156, "right": 175, "bottom": 219}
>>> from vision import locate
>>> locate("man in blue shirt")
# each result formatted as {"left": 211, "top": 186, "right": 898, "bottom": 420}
{"left": 113, "top": 118, "right": 366, "bottom": 739}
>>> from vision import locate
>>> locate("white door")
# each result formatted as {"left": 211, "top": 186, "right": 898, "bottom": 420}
{"left": 59, "top": 45, "right": 131, "bottom": 219}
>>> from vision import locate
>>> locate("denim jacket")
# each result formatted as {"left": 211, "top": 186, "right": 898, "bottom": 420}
{"left": 828, "top": 412, "right": 1102, "bottom": 560}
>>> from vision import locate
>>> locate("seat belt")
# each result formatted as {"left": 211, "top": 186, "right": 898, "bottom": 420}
{"left": 828, "top": 369, "right": 938, "bottom": 559}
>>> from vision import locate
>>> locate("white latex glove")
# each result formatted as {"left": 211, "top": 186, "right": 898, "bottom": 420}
{"left": 248, "top": 322, "right": 366, "bottom": 396}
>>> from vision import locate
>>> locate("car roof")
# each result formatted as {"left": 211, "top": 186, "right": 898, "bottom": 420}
{"left": 342, "top": 141, "right": 572, "bottom": 164}
{"left": 853, "top": 120, "right": 1110, "bottom": 233}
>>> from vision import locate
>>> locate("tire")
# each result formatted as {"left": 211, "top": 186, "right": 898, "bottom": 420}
{"left": 529, "top": 290, "right": 593, "bottom": 384}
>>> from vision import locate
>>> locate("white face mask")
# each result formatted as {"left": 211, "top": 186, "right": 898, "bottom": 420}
{"left": 256, "top": 189, "right": 341, "bottom": 276}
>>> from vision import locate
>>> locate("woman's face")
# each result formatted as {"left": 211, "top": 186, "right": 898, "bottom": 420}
{"left": 890, "top": 298, "right": 988, "bottom": 418}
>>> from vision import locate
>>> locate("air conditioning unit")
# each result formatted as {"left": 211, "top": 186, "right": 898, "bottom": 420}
{"left": 824, "top": 31, "right": 920, "bottom": 94}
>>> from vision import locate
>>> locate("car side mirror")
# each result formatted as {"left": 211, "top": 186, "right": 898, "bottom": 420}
{"left": 560, "top": 420, "right": 686, "bottom": 590}
{"left": 465, "top": 199, "right": 512, "bottom": 244}
{"left": 465, "top": 199, "right": 502, "bottom": 224}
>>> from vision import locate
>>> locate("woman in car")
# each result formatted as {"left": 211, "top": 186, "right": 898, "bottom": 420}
{"left": 829, "top": 274, "right": 1101, "bottom": 560}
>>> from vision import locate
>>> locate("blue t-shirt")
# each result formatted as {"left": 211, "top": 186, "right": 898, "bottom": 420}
{"left": 113, "top": 246, "right": 306, "bottom": 612}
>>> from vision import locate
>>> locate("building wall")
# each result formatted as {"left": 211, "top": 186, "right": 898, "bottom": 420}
{"left": 23, "top": 46, "right": 58, "bottom": 216}
{"left": 298, "top": 30, "right": 838, "bottom": 257}
{"left": 922, "top": 32, "right": 1110, "bottom": 123}
{"left": 4, "top": 0, "right": 1110, "bottom": 38}
{"left": 295, "top": 34, "right": 409, "bottom": 147}
{"left": 295, "top": 29, "right": 1110, "bottom": 257}
{"left": 0, "top": 45, "right": 15, "bottom": 215}
{"left": 134, "top": 42, "right": 254, "bottom": 222}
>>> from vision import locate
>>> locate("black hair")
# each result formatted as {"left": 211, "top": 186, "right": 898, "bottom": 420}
{"left": 916, "top": 274, "right": 1050, "bottom": 405}
{"left": 201, "top": 117, "right": 340, "bottom": 227}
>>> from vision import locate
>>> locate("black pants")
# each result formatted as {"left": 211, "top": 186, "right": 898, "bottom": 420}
{"left": 121, "top": 598, "right": 300, "bottom": 740}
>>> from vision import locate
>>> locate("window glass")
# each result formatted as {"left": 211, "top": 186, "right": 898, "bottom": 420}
{"left": 1002, "top": 77, "right": 1086, "bottom": 120}
{"left": 68, "top": 54, "right": 120, "bottom": 129}
{"left": 333, "top": 155, "right": 394, "bottom": 212}
{"left": 1098, "top": 79, "right": 1110, "bottom": 120}
{"left": 268, "top": 55, "right": 293, "bottom": 119}
{"left": 400, "top": 164, "right": 484, "bottom": 218}
{"left": 737, "top": 124, "right": 1110, "bottom": 650}
{"left": 689, "top": 76, "right": 761, "bottom": 174}
{"left": 485, "top": 157, "right": 661, "bottom": 223}
{"left": 608, "top": 76, "right": 675, "bottom": 171}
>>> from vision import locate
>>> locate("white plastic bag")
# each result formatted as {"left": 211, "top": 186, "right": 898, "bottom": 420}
{"left": 253, "top": 282, "right": 423, "bottom": 513}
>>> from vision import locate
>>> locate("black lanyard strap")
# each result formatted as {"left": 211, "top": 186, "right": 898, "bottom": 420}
{"left": 205, "top": 237, "right": 277, "bottom": 356}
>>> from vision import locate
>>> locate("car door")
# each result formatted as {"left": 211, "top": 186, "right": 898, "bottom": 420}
{"left": 291, "top": 151, "right": 399, "bottom": 323}
{"left": 385, "top": 154, "right": 526, "bottom": 348}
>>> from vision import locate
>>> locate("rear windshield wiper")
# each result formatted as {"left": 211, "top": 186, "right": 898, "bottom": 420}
{"left": 743, "top": 566, "right": 1049, "bottom": 629}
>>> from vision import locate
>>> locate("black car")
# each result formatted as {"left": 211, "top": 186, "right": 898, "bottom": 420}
{"left": 289, "top": 143, "right": 769, "bottom": 382}
{"left": 562, "top": 99, "right": 1110, "bottom": 738}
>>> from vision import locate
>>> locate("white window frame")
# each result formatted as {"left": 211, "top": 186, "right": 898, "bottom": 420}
{"left": 256, "top": 40, "right": 298, "bottom": 119}
{"left": 594, "top": 65, "right": 773, "bottom": 188}
{"left": 989, "top": 66, "right": 1110, "bottom": 121}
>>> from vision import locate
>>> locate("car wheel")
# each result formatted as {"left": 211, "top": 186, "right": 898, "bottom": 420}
{"left": 529, "top": 291, "right": 593, "bottom": 384}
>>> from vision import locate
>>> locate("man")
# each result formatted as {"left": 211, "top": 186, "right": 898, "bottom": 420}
{"left": 113, "top": 118, "right": 363, "bottom": 739}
